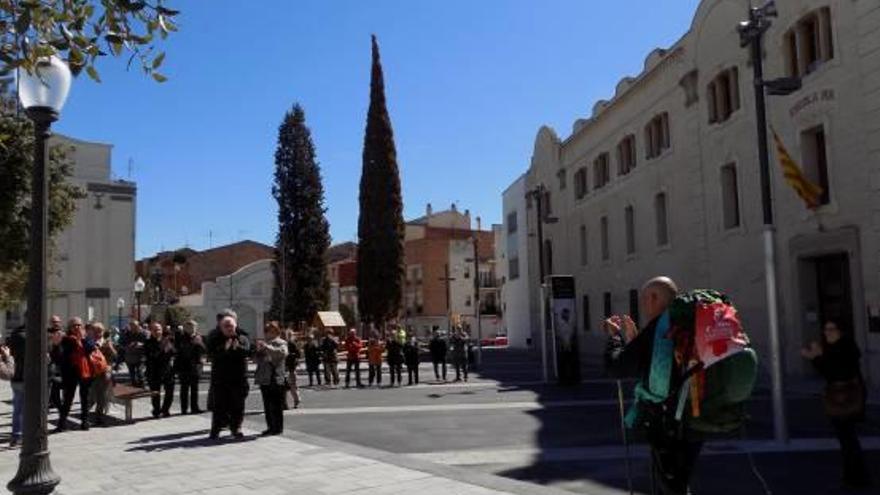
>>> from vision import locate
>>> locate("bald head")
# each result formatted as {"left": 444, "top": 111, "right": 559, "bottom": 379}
{"left": 640, "top": 276, "right": 679, "bottom": 322}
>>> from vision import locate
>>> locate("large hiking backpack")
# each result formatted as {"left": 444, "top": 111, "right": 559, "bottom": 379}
{"left": 668, "top": 290, "right": 758, "bottom": 434}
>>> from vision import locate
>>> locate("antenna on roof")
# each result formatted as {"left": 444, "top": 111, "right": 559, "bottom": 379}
{"left": 127, "top": 157, "right": 133, "bottom": 179}
{"left": 208, "top": 230, "right": 214, "bottom": 249}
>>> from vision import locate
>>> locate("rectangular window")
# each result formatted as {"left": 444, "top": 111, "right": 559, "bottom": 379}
{"left": 557, "top": 169, "right": 567, "bottom": 190}
{"left": 574, "top": 167, "right": 588, "bottom": 200}
{"left": 543, "top": 190, "right": 552, "bottom": 217}
{"left": 721, "top": 164, "right": 741, "bottom": 229}
{"left": 508, "top": 257, "right": 519, "bottom": 280}
{"left": 593, "top": 153, "right": 610, "bottom": 189}
{"left": 600, "top": 216, "right": 610, "bottom": 261}
{"left": 787, "top": 7, "right": 835, "bottom": 77}
{"left": 786, "top": 31, "right": 799, "bottom": 77}
{"left": 629, "top": 289, "right": 640, "bottom": 327}
{"left": 801, "top": 125, "right": 831, "bottom": 206}
{"left": 603, "top": 292, "right": 612, "bottom": 318}
{"left": 625, "top": 206, "right": 635, "bottom": 255}
{"left": 655, "top": 193, "right": 669, "bottom": 246}
{"left": 617, "top": 135, "right": 637, "bottom": 175}
{"left": 507, "top": 212, "right": 518, "bottom": 234}
{"left": 707, "top": 81, "right": 718, "bottom": 123}
{"left": 579, "top": 225, "right": 588, "bottom": 266}
{"left": 645, "top": 113, "right": 670, "bottom": 159}
{"left": 582, "top": 295, "right": 591, "bottom": 332}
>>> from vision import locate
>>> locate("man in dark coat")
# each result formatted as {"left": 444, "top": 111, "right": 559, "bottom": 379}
{"left": 403, "top": 335, "right": 420, "bottom": 385}
{"left": 144, "top": 321, "right": 175, "bottom": 418}
{"left": 385, "top": 335, "right": 404, "bottom": 386}
{"left": 429, "top": 330, "right": 448, "bottom": 381}
{"left": 320, "top": 330, "right": 340, "bottom": 386}
{"left": 207, "top": 315, "right": 250, "bottom": 439}
{"left": 174, "top": 320, "right": 205, "bottom": 414}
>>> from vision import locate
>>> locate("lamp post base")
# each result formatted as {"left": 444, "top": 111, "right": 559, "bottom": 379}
{"left": 7, "top": 449, "right": 61, "bottom": 495}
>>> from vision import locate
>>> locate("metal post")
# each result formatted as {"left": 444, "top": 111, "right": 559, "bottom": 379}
{"left": 8, "top": 107, "right": 61, "bottom": 495}
{"left": 533, "top": 185, "right": 549, "bottom": 383}
{"left": 473, "top": 235, "right": 482, "bottom": 367}
{"left": 743, "top": 3, "right": 788, "bottom": 443}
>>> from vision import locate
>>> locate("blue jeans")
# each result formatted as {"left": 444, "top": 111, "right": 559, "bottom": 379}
{"left": 11, "top": 382, "right": 24, "bottom": 440}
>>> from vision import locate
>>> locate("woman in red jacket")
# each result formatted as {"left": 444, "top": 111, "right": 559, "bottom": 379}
{"left": 56, "top": 318, "right": 95, "bottom": 432}
{"left": 344, "top": 329, "right": 364, "bottom": 388}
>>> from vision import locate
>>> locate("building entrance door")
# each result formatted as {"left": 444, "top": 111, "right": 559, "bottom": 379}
{"left": 813, "top": 253, "right": 854, "bottom": 337}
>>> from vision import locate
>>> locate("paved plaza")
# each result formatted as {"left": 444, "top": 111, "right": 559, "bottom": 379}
{"left": 1, "top": 349, "right": 879, "bottom": 494}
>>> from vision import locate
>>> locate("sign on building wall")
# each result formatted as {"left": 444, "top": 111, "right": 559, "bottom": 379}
{"left": 549, "top": 275, "right": 580, "bottom": 384}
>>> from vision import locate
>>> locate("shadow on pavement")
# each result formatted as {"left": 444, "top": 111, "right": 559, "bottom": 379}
{"left": 475, "top": 347, "right": 880, "bottom": 494}
{"left": 126, "top": 433, "right": 257, "bottom": 452}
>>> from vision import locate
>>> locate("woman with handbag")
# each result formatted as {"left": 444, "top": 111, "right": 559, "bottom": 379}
{"left": 801, "top": 321, "right": 871, "bottom": 489}
{"left": 254, "top": 321, "right": 289, "bottom": 436}
{"left": 88, "top": 322, "right": 116, "bottom": 426}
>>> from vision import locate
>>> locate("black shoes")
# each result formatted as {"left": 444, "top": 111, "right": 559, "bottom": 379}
{"left": 231, "top": 430, "right": 245, "bottom": 439}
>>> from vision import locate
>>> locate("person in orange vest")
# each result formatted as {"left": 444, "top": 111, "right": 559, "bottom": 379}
{"left": 367, "top": 334, "right": 384, "bottom": 387}
{"left": 344, "top": 329, "right": 364, "bottom": 388}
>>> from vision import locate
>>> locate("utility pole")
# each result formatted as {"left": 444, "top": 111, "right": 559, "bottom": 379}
{"left": 471, "top": 235, "right": 482, "bottom": 367}
{"left": 525, "top": 183, "right": 557, "bottom": 383}
{"left": 738, "top": 0, "right": 801, "bottom": 444}
{"left": 439, "top": 264, "right": 456, "bottom": 333}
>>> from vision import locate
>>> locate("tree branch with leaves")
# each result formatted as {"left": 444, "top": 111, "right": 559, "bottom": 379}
{"left": 0, "top": 0, "right": 179, "bottom": 82}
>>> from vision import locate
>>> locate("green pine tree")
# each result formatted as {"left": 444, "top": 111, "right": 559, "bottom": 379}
{"left": 270, "top": 104, "right": 331, "bottom": 326}
{"left": 357, "top": 35, "right": 405, "bottom": 326}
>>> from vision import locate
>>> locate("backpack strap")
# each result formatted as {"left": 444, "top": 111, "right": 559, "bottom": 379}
{"left": 625, "top": 311, "right": 674, "bottom": 428}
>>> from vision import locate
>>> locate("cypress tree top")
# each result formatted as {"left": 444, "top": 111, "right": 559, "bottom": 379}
{"left": 357, "top": 35, "right": 405, "bottom": 326}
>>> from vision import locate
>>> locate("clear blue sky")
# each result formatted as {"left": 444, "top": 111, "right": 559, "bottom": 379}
{"left": 55, "top": 0, "right": 702, "bottom": 258}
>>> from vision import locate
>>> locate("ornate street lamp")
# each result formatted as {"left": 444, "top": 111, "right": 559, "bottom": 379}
{"left": 7, "top": 55, "right": 71, "bottom": 495}
{"left": 134, "top": 276, "right": 146, "bottom": 323}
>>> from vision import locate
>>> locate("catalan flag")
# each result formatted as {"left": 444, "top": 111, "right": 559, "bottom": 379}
{"left": 771, "top": 127, "right": 823, "bottom": 209}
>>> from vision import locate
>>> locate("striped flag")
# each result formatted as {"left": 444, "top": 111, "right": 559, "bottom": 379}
{"left": 771, "top": 127, "right": 823, "bottom": 209}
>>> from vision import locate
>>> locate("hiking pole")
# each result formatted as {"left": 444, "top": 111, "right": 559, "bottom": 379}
{"left": 616, "top": 379, "right": 634, "bottom": 495}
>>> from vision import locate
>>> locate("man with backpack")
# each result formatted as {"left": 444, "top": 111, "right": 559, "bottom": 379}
{"left": 605, "top": 276, "right": 757, "bottom": 495}
{"left": 604, "top": 277, "right": 701, "bottom": 495}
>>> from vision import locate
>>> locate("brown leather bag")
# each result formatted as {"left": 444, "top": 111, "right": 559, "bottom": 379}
{"left": 823, "top": 378, "right": 865, "bottom": 420}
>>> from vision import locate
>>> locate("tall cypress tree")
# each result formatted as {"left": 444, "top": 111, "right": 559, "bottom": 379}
{"left": 270, "top": 104, "right": 331, "bottom": 326}
{"left": 357, "top": 35, "right": 405, "bottom": 326}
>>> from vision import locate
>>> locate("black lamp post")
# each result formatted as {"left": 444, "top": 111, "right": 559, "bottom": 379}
{"left": 737, "top": 0, "right": 801, "bottom": 444}
{"left": 134, "top": 277, "right": 145, "bottom": 323}
{"left": 7, "top": 55, "right": 71, "bottom": 495}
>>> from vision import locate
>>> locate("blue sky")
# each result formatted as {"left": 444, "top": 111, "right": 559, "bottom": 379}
{"left": 55, "top": 0, "right": 702, "bottom": 258}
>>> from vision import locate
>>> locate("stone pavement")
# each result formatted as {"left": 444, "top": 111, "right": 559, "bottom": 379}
{"left": 0, "top": 381, "right": 575, "bottom": 495}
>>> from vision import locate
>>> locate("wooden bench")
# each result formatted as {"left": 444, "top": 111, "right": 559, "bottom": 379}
{"left": 110, "top": 384, "right": 156, "bottom": 423}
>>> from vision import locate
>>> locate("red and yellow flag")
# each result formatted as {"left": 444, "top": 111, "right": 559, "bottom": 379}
{"left": 771, "top": 128, "right": 823, "bottom": 209}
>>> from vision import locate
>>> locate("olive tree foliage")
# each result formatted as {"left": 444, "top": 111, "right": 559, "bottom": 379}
{"left": 0, "top": 111, "right": 84, "bottom": 308}
{"left": 0, "top": 0, "right": 179, "bottom": 83}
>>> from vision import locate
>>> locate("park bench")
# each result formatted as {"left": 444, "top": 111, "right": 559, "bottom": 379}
{"left": 110, "top": 384, "right": 155, "bottom": 423}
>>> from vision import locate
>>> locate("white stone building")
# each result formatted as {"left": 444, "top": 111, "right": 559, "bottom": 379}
{"left": 38, "top": 135, "right": 136, "bottom": 328}
{"left": 497, "top": 174, "right": 536, "bottom": 349}
{"left": 513, "top": 0, "right": 880, "bottom": 386}
{"left": 183, "top": 259, "right": 274, "bottom": 338}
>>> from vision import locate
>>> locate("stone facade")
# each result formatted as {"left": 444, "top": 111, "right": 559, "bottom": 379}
{"left": 45, "top": 135, "right": 136, "bottom": 328}
{"left": 516, "top": 0, "right": 880, "bottom": 385}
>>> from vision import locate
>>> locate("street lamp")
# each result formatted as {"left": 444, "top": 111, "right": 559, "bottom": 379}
{"left": 738, "top": 0, "right": 801, "bottom": 444}
{"left": 117, "top": 297, "right": 126, "bottom": 329}
{"left": 525, "top": 183, "right": 559, "bottom": 383}
{"left": 134, "top": 276, "right": 146, "bottom": 323}
{"left": 7, "top": 55, "right": 71, "bottom": 495}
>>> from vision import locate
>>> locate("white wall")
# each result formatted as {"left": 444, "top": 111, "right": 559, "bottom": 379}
{"left": 499, "top": 175, "right": 533, "bottom": 348}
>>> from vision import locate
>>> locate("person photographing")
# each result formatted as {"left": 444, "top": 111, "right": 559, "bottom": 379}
{"left": 604, "top": 276, "right": 703, "bottom": 495}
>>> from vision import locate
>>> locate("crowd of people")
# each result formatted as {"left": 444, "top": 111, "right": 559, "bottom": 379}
{"left": 0, "top": 307, "right": 477, "bottom": 444}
